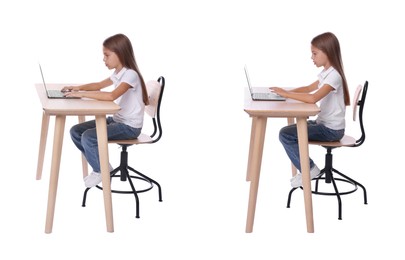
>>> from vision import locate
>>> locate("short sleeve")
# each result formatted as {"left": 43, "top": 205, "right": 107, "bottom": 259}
{"left": 120, "top": 69, "right": 139, "bottom": 88}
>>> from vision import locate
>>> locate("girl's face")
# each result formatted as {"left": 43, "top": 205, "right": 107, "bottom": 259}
{"left": 103, "top": 47, "right": 122, "bottom": 70}
{"left": 311, "top": 45, "right": 330, "bottom": 68}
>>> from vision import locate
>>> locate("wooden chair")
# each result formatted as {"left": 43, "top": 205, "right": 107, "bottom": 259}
{"left": 82, "top": 76, "right": 165, "bottom": 219}
{"left": 287, "top": 81, "right": 369, "bottom": 220}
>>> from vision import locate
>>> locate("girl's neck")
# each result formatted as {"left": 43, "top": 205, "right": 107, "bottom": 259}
{"left": 323, "top": 61, "right": 332, "bottom": 70}
{"left": 115, "top": 65, "right": 124, "bottom": 73}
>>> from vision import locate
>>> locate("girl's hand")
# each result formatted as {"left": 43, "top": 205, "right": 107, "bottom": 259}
{"left": 61, "top": 86, "right": 78, "bottom": 92}
{"left": 64, "top": 91, "right": 82, "bottom": 98}
{"left": 269, "top": 87, "right": 287, "bottom": 96}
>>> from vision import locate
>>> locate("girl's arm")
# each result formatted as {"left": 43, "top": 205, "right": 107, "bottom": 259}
{"left": 288, "top": 81, "right": 319, "bottom": 93}
{"left": 64, "top": 81, "right": 131, "bottom": 101}
{"left": 270, "top": 81, "right": 334, "bottom": 104}
{"left": 62, "top": 78, "right": 112, "bottom": 92}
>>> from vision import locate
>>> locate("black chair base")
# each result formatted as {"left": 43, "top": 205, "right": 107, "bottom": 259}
{"left": 82, "top": 146, "right": 162, "bottom": 219}
{"left": 286, "top": 167, "right": 367, "bottom": 220}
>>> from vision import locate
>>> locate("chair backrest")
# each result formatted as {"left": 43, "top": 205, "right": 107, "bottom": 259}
{"left": 145, "top": 76, "right": 165, "bottom": 142}
{"left": 352, "top": 81, "right": 368, "bottom": 147}
{"left": 352, "top": 85, "right": 363, "bottom": 122}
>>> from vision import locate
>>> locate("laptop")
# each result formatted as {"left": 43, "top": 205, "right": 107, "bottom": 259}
{"left": 244, "top": 65, "right": 285, "bottom": 101}
{"left": 39, "top": 64, "right": 79, "bottom": 99}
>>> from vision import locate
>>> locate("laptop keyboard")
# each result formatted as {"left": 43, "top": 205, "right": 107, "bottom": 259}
{"left": 48, "top": 89, "right": 65, "bottom": 98}
{"left": 253, "top": 93, "right": 272, "bottom": 99}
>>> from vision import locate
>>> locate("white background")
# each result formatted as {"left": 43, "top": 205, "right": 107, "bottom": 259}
{"left": 1, "top": 0, "right": 403, "bottom": 259}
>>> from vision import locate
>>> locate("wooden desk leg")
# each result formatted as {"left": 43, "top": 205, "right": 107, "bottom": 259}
{"left": 78, "top": 116, "right": 89, "bottom": 178}
{"left": 246, "top": 116, "right": 256, "bottom": 181}
{"left": 36, "top": 112, "right": 50, "bottom": 180}
{"left": 296, "top": 117, "right": 314, "bottom": 233}
{"left": 45, "top": 115, "right": 66, "bottom": 234}
{"left": 95, "top": 115, "right": 114, "bottom": 233}
{"left": 245, "top": 116, "right": 267, "bottom": 233}
{"left": 287, "top": 118, "right": 298, "bottom": 178}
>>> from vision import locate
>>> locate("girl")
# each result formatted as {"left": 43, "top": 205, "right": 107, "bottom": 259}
{"left": 62, "top": 33, "right": 149, "bottom": 188}
{"left": 270, "top": 32, "right": 350, "bottom": 188}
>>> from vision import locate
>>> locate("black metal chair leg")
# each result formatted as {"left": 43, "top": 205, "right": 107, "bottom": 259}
{"left": 286, "top": 187, "right": 298, "bottom": 208}
{"left": 82, "top": 187, "right": 90, "bottom": 207}
{"left": 128, "top": 166, "right": 163, "bottom": 202}
{"left": 125, "top": 168, "right": 140, "bottom": 218}
{"left": 329, "top": 175, "right": 342, "bottom": 220}
{"left": 332, "top": 168, "right": 368, "bottom": 205}
{"left": 314, "top": 169, "right": 326, "bottom": 192}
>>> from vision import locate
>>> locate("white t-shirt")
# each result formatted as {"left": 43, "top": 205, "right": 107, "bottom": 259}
{"left": 315, "top": 66, "right": 346, "bottom": 130}
{"left": 111, "top": 67, "right": 145, "bottom": 128}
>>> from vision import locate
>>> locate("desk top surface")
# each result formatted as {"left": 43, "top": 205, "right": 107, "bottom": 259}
{"left": 244, "top": 87, "right": 320, "bottom": 117}
{"left": 36, "top": 83, "right": 121, "bottom": 116}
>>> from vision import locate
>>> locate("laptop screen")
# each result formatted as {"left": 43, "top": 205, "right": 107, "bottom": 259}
{"left": 39, "top": 63, "right": 49, "bottom": 93}
{"left": 244, "top": 65, "right": 254, "bottom": 95}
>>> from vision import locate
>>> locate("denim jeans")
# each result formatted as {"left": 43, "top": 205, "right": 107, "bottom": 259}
{"left": 70, "top": 116, "right": 141, "bottom": 173}
{"left": 279, "top": 120, "right": 344, "bottom": 172}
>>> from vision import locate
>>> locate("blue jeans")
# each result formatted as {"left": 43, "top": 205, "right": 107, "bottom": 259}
{"left": 279, "top": 120, "right": 344, "bottom": 172}
{"left": 70, "top": 117, "right": 141, "bottom": 173}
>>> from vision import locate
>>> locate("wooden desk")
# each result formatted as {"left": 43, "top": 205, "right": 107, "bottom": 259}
{"left": 244, "top": 88, "right": 320, "bottom": 233}
{"left": 35, "top": 83, "right": 120, "bottom": 233}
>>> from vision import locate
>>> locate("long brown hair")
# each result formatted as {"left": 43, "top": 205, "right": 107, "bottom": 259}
{"left": 103, "top": 34, "right": 149, "bottom": 105}
{"left": 311, "top": 32, "right": 350, "bottom": 106}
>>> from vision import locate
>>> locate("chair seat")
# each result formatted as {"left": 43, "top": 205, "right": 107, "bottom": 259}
{"left": 309, "top": 135, "right": 356, "bottom": 148}
{"left": 108, "top": 133, "right": 153, "bottom": 145}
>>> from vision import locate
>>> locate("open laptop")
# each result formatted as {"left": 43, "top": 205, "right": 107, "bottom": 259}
{"left": 39, "top": 64, "right": 79, "bottom": 99}
{"left": 244, "top": 65, "right": 285, "bottom": 101}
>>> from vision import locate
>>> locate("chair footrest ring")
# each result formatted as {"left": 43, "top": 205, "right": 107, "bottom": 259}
{"left": 95, "top": 174, "right": 154, "bottom": 194}
{"left": 310, "top": 177, "right": 358, "bottom": 196}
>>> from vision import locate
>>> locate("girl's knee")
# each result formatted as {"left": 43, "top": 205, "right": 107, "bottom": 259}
{"left": 70, "top": 125, "right": 82, "bottom": 142}
{"left": 70, "top": 125, "right": 78, "bottom": 136}
{"left": 82, "top": 130, "right": 97, "bottom": 146}
{"left": 279, "top": 127, "right": 289, "bottom": 140}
